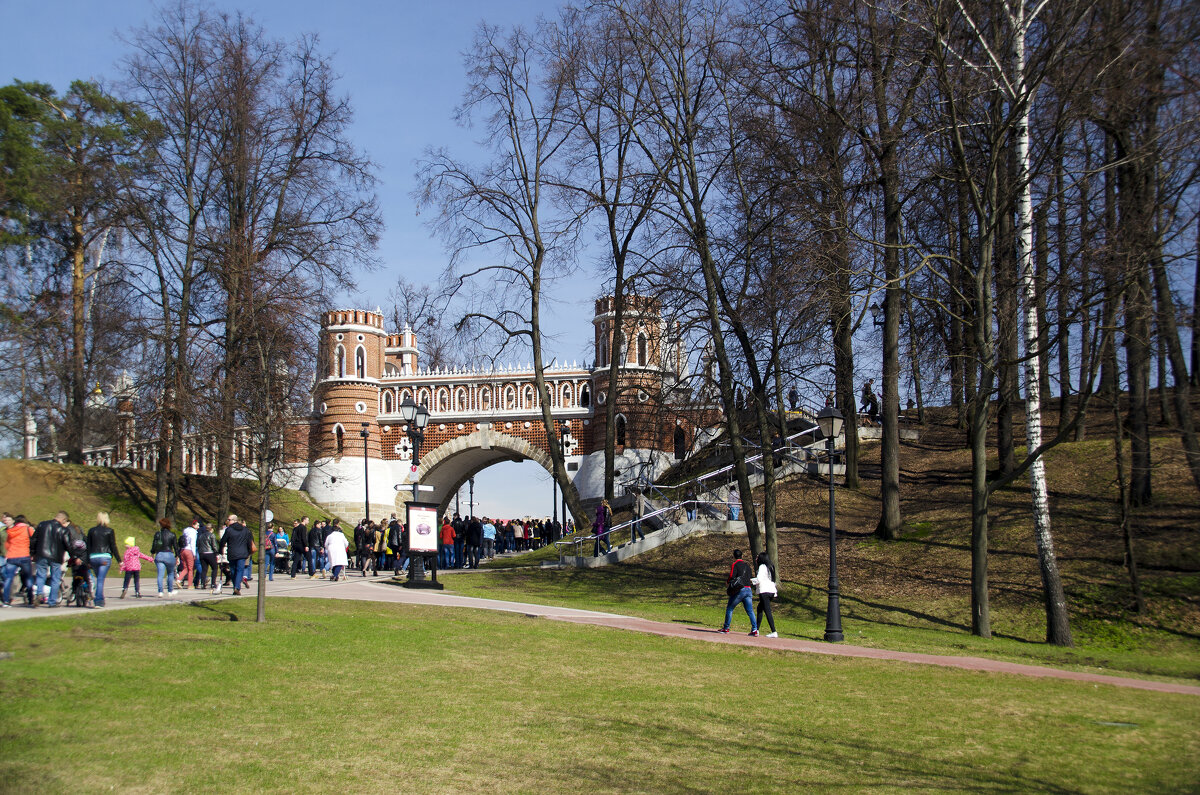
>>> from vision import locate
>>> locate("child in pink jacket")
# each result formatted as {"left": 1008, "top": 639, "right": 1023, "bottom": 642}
{"left": 120, "top": 537, "right": 154, "bottom": 598}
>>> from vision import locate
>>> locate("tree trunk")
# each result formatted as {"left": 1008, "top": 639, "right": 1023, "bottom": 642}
{"left": 995, "top": 163, "right": 1019, "bottom": 478}
{"left": 1191, "top": 213, "right": 1199, "bottom": 387}
{"left": 875, "top": 146, "right": 903, "bottom": 540}
{"left": 1109, "top": 347, "right": 1145, "bottom": 613}
{"left": 1012, "top": 46, "right": 1072, "bottom": 645}
{"left": 1148, "top": 250, "right": 1200, "bottom": 496}
{"left": 68, "top": 211, "right": 88, "bottom": 464}
{"left": 1055, "top": 147, "right": 1073, "bottom": 434}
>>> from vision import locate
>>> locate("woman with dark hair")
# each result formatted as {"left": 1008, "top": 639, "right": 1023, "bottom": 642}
{"left": 150, "top": 517, "right": 178, "bottom": 598}
{"left": 751, "top": 551, "right": 779, "bottom": 638}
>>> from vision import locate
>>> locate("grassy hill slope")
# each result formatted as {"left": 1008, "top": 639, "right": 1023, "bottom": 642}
{"left": 448, "top": 409, "right": 1200, "bottom": 681}
{"left": 0, "top": 459, "right": 334, "bottom": 548}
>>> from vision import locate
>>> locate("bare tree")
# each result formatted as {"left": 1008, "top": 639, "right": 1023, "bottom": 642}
{"left": 418, "top": 22, "right": 591, "bottom": 530}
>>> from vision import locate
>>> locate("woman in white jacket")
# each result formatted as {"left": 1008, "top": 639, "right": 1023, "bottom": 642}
{"left": 324, "top": 527, "right": 350, "bottom": 582}
{"left": 751, "top": 552, "right": 779, "bottom": 637}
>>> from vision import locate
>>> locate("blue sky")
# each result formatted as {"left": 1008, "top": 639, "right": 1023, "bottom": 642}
{"left": 3, "top": 0, "right": 592, "bottom": 518}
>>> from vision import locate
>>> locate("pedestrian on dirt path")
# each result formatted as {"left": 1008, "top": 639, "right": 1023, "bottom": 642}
{"left": 751, "top": 551, "right": 778, "bottom": 638}
{"left": 719, "top": 549, "right": 758, "bottom": 636}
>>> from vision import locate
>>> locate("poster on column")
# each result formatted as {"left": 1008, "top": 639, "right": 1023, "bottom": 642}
{"left": 406, "top": 502, "right": 439, "bottom": 554}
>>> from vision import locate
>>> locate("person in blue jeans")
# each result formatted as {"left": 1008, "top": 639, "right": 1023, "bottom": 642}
{"left": 719, "top": 549, "right": 759, "bottom": 636}
{"left": 32, "top": 512, "right": 69, "bottom": 607}
{"left": 150, "top": 517, "right": 178, "bottom": 597}
{"left": 86, "top": 513, "right": 121, "bottom": 607}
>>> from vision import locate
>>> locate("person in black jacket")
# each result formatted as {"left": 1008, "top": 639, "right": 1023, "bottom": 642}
{"left": 196, "top": 521, "right": 219, "bottom": 592}
{"left": 290, "top": 518, "right": 308, "bottom": 577}
{"left": 86, "top": 512, "right": 121, "bottom": 607}
{"left": 217, "top": 515, "right": 254, "bottom": 596}
{"left": 150, "top": 517, "right": 178, "bottom": 598}
{"left": 32, "top": 511, "right": 68, "bottom": 607}
{"left": 307, "top": 521, "right": 323, "bottom": 578}
{"left": 719, "top": 549, "right": 759, "bottom": 636}
{"left": 466, "top": 516, "right": 483, "bottom": 569}
{"left": 451, "top": 514, "right": 466, "bottom": 568}
{"left": 353, "top": 521, "right": 367, "bottom": 572}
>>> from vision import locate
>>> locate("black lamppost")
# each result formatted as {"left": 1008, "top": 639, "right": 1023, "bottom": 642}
{"left": 816, "top": 405, "right": 845, "bottom": 642}
{"left": 869, "top": 302, "right": 885, "bottom": 328}
{"left": 360, "top": 423, "right": 371, "bottom": 522}
{"left": 399, "top": 396, "right": 430, "bottom": 582}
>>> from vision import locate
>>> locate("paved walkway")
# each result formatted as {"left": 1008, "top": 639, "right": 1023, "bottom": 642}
{"left": 4, "top": 573, "right": 1198, "bottom": 697}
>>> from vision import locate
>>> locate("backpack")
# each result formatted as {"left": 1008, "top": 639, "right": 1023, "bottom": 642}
{"left": 726, "top": 561, "right": 749, "bottom": 596}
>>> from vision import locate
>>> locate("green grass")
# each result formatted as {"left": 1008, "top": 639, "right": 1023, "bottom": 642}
{"left": 437, "top": 565, "right": 1200, "bottom": 684}
{"left": 0, "top": 599, "right": 1196, "bottom": 793}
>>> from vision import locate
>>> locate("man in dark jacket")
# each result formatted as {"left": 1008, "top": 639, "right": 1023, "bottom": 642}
{"left": 353, "top": 521, "right": 367, "bottom": 571}
{"left": 290, "top": 518, "right": 308, "bottom": 577}
{"left": 32, "top": 512, "right": 68, "bottom": 607}
{"left": 217, "top": 515, "right": 254, "bottom": 596}
{"left": 307, "top": 521, "right": 324, "bottom": 578}
{"left": 451, "top": 514, "right": 465, "bottom": 569}
{"left": 719, "top": 549, "right": 758, "bottom": 636}
{"left": 466, "top": 516, "right": 483, "bottom": 569}
{"left": 387, "top": 515, "right": 405, "bottom": 574}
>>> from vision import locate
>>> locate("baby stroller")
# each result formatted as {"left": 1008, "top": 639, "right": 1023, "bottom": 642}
{"left": 274, "top": 542, "right": 290, "bottom": 572}
{"left": 66, "top": 538, "right": 92, "bottom": 608}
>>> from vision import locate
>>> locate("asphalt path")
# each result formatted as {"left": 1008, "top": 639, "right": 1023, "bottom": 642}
{"left": 3, "top": 570, "right": 1197, "bottom": 697}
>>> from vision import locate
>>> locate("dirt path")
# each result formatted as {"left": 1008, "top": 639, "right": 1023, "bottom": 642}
{"left": 6, "top": 573, "right": 1197, "bottom": 697}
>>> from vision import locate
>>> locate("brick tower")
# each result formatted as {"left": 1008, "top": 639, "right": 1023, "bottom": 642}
{"left": 304, "top": 309, "right": 394, "bottom": 518}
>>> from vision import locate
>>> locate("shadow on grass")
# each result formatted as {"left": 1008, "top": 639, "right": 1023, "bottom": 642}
{"left": 189, "top": 600, "right": 240, "bottom": 622}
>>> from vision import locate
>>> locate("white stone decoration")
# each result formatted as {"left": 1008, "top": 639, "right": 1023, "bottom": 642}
{"left": 355, "top": 401, "right": 366, "bottom": 413}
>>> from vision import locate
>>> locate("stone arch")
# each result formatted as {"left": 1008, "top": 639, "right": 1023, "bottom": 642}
{"left": 397, "top": 430, "right": 557, "bottom": 517}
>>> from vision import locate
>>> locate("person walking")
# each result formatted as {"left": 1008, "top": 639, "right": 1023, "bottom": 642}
{"left": 466, "top": 516, "right": 483, "bottom": 569}
{"left": 307, "top": 520, "right": 323, "bottom": 579}
{"left": 452, "top": 514, "right": 466, "bottom": 568}
{"left": 1, "top": 513, "right": 34, "bottom": 607}
{"left": 269, "top": 524, "right": 288, "bottom": 582}
{"left": 196, "top": 521, "right": 219, "bottom": 592}
{"left": 440, "top": 516, "right": 455, "bottom": 568}
{"left": 86, "top": 512, "right": 120, "bottom": 607}
{"left": 728, "top": 485, "right": 741, "bottom": 521}
{"left": 751, "top": 551, "right": 778, "bottom": 638}
{"left": 119, "top": 536, "right": 153, "bottom": 599}
{"left": 150, "top": 518, "right": 178, "bottom": 598}
{"left": 217, "top": 515, "right": 254, "bottom": 596}
{"left": 719, "top": 549, "right": 759, "bottom": 636}
{"left": 32, "top": 512, "right": 69, "bottom": 607}
{"left": 631, "top": 491, "right": 645, "bottom": 542}
{"left": 482, "top": 518, "right": 496, "bottom": 561}
{"left": 593, "top": 501, "right": 612, "bottom": 557}
{"left": 685, "top": 488, "right": 697, "bottom": 522}
{"left": 178, "top": 518, "right": 199, "bottom": 589}
{"left": 290, "top": 518, "right": 309, "bottom": 577}
{"left": 324, "top": 523, "right": 350, "bottom": 581}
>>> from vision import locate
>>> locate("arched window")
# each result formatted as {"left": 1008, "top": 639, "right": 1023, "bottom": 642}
{"left": 335, "top": 345, "right": 346, "bottom": 378}
{"left": 598, "top": 336, "right": 607, "bottom": 368}
{"left": 616, "top": 415, "right": 627, "bottom": 446}
{"left": 335, "top": 425, "right": 345, "bottom": 457}
{"left": 384, "top": 390, "right": 394, "bottom": 414}
{"left": 674, "top": 426, "right": 687, "bottom": 459}
{"left": 438, "top": 389, "right": 449, "bottom": 412}
{"left": 524, "top": 385, "right": 534, "bottom": 407}
{"left": 637, "top": 333, "right": 648, "bottom": 367}
{"left": 505, "top": 385, "right": 516, "bottom": 409}
{"left": 580, "top": 385, "right": 591, "bottom": 407}
{"left": 562, "top": 384, "right": 573, "bottom": 408}
{"left": 480, "top": 388, "right": 491, "bottom": 411}
{"left": 455, "top": 388, "right": 466, "bottom": 411}
{"left": 355, "top": 346, "right": 366, "bottom": 378}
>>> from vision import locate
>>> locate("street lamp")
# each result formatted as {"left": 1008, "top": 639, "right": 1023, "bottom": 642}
{"left": 816, "top": 405, "right": 845, "bottom": 643}
{"left": 869, "top": 302, "right": 884, "bottom": 328}
{"left": 360, "top": 423, "right": 370, "bottom": 522}
{"left": 399, "top": 396, "right": 431, "bottom": 582}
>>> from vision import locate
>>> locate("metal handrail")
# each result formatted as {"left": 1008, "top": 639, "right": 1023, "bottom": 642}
{"left": 555, "top": 499, "right": 748, "bottom": 563}
{"left": 665, "top": 426, "right": 823, "bottom": 494}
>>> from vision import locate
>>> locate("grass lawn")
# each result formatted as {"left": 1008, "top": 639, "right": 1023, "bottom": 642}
{"left": 0, "top": 599, "right": 1196, "bottom": 793}
{"left": 438, "top": 562, "right": 1200, "bottom": 685}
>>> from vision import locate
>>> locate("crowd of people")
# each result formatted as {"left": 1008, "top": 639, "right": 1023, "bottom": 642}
{"left": 0, "top": 508, "right": 578, "bottom": 608}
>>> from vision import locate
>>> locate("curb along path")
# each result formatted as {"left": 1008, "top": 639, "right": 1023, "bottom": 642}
{"left": 4, "top": 575, "right": 1197, "bottom": 697}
